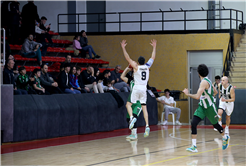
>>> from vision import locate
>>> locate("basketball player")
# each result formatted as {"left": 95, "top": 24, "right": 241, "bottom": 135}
{"left": 217, "top": 76, "right": 235, "bottom": 135}
{"left": 120, "top": 39, "right": 156, "bottom": 137}
{"left": 121, "top": 66, "right": 142, "bottom": 140}
{"left": 183, "top": 64, "right": 230, "bottom": 152}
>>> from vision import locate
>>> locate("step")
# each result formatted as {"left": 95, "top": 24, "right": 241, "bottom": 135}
{"left": 231, "top": 83, "right": 246, "bottom": 89}
{"left": 236, "top": 47, "right": 246, "bottom": 51}
{"left": 231, "top": 77, "right": 246, "bottom": 82}
{"left": 231, "top": 67, "right": 246, "bottom": 72}
{"left": 232, "top": 62, "right": 246, "bottom": 67}
{"left": 238, "top": 43, "right": 246, "bottom": 48}
{"left": 230, "top": 72, "right": 246, "bottom": 77}
{"left": 234, "top": 52, "right": 246, "bottom": 57}
{"left": 233, "top": 57, "right": 246, "bottom": 63}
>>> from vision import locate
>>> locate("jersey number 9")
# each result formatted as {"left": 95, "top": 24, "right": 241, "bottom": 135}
{"left": 141, "top": 71, "right": 146, "bottom": 80}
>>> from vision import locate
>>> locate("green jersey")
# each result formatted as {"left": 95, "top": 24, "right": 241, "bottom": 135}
{"left": 199, "top": 77, "right": 215, "bottom": 109}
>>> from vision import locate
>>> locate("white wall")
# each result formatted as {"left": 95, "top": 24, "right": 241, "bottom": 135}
{"left": 19, "top": 1, "right": 68, "bottom": 32}
{"left": 76, "top": 0, "right": 87, "bottom": 32}
{"left": 106, "top": 1, "right": 209, "bottom": 31}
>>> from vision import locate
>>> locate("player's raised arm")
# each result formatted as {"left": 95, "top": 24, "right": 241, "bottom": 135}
{"left": 120, "top": 40, "right": 138, "bottom": 71}
{"left": 120, "top": 66, "right": 132, "bottom": 83}
{"left": 183, "top": 80, "right": 207, "bottom": 100}
{"left": 150, "top": 39, "right": 157, "bottom": 61}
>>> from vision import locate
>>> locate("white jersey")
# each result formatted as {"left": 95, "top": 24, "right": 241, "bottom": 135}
{"left": 220, "top": 84, "right": 233, "bottom": 102}
{"left": 133, "top": 65, "right": 149, "bottom": 88}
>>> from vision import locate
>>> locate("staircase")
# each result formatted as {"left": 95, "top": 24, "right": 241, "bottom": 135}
{"left": 230, "top": 32, "right": 246, "bottom": 89}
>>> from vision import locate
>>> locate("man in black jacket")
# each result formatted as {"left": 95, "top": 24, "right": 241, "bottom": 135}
{"left": 10, "top": 1, "right": 21, "bottom": 44}
{"left": 58, "top": 63, "right": 81, "bottom": 94}
{"left": 40, "top": 64, "right": 63, "bottom": 94}
{"left": 81, "top": 65, "right": 104, "bottom": 93}
{"left": 38, "top": 16, "right": 53, "bottom": 46}
{"left": 76, "top": 66, "right": 91, "bottom": 93}
{"left": 3, "top": 59, "right": 28, "bottom": 95}
{"left": 21, "top": 1, "right": 40, "bottom": 41}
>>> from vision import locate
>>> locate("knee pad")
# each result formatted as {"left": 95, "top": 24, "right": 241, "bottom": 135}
{"left": 213, "top": 123, "right": 224, "bottom": 133}
{"left": 191, "top": 121, "right": 197, "bottom": 135}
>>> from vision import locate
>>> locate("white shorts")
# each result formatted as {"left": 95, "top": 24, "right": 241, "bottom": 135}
{"left": 131, "top": 86, "right": 147, "bottom": 104}
{"left": 218, "top": 100, "right": 234, "bottom": 116}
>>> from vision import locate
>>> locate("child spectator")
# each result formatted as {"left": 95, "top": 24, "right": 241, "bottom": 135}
{"left": 32, "top": 68, "right": 49, "bottom": 95}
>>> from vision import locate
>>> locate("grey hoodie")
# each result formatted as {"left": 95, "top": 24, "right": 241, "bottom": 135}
{"left": 21, "top": 38, "right": 42, "bottom": 54}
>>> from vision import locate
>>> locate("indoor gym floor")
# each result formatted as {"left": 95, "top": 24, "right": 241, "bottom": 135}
{"left": 1, "top": 125, "right": 246, "bottom": 166}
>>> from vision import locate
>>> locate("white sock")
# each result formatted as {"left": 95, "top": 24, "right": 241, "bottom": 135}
{"left": 225, "top": 125, "right": 229, "bottom": 129}
{"left": 130, "top": 116, "right": 133, "bottom": 120}
{"left": 222, "top": 135, "right": 227, "bottom": 139}
{"left": 220, "top": 162, "right": 224, "bottom": 166}
{"left": 218, "top": 121, "right": 222, "bottom": 126}
{"left": 146, "top": 125, "right": 149, "bottom": 127}
{"left": 192, "top": 139, "right": 196, "bottom": 147}
{"left": 132, "top": 128, "right": 137, "bottom": 135}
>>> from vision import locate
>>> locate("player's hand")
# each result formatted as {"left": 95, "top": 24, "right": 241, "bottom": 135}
{"left": 120, "top": 40, "right": 127, "bottom": 48}
{"left": 221, "top": 97, "right": 226, "bottom": 102}
{"left": 150, "top": 39, "right": 157, "bottom": 48}
{"left": 182, "top": 88, "right": 189, "bottom": 95}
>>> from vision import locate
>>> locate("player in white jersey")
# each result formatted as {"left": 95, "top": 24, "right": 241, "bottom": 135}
{"left": 120, "top": 39, "right": 156, "bottom": 137}
{"left": 217, "top": 76, "right": 235, "bottom": 135}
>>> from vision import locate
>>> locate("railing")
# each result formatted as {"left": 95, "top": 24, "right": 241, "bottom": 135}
{"left": 57, "top": 8, "right": 243, "bottom": 33}
{"left": 222, "top": 37, "right": 233, "bottom": 77}
{"left": 0, "top": 28, "right": 5, "bottom": 85}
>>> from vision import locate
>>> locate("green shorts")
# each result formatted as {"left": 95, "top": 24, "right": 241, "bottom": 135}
{"left": 194, "top": 103, "right": 218, "bottom": 125}
{"left": 126, "top": 100, "right": 142, "bottom": 119}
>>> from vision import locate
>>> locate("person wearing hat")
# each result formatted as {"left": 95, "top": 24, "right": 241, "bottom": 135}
{"left": 58, "top": 63, "right": 81, "bottom": 94}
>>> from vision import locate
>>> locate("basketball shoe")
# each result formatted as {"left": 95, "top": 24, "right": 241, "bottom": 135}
{"left": 222, "top": 135, "right": 230, "bottom": 150}
{"left": 126, "top": 134, "right": 138, "bottom": 140}
{"left": 144, "top": 126, "right": 150, "bottom": 137}
{"left": 186, "top": 145, "right": 198, "bottom": 152}
{"left": 129, "top": 117, "right": 137, "bottom": 129}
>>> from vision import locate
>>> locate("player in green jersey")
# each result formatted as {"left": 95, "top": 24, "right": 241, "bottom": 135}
{"left": 183, "top": 64, "right": 230, "bottom": 152}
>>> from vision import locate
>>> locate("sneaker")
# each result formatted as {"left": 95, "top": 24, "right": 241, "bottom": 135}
{"left": 186, "top": 145, "right": 198, "bottom": 152}
{"left": 222, "top": 135, "right": 230, "bottom": 150}
{"left": 144, "top": 126, "right": 150, "bottom": 137}
{"left": 214, "top": 128, "right": 218, "bottom": 131}
{"left": 176, "top": 121, "right": 182, "bottom": 125}
{"left": 162, "top": 120, "right": 168, "bottom": 125}
{"left": 95, "top": 55, "right": 100, "bottom": 59}
{"left": 129, "top": 117, "right": 137, "bottom": 129}
{"left": 126, "top": 134, "right": 138, "bottom": 140}
{"left": 225, "top": 127, "right": 229, "bottom": 135}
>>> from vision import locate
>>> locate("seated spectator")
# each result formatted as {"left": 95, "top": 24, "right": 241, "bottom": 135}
{"left": 79, "top": 30, "right": 100, "bottom": 59}
{"left": 76, "top": 66, "right": 91, "bottom": 93}
{"left": 6, "top": 54, "right": 18, "bottom": 79}
{"left": 156, "top": 89, "right": 182, "bottom": 125}
{"left": 60, "top": 55, "right": 71, "bottom": 71}
{"left": 16, "top": 66, "right": 36, "bottom": 94}
{"left": 40, "top": 64, "right": 63, "bottom": 94}
{"left": 147, "top": 83, "right": 160, "bottom": 98}
{"left": 32, "top": 68, "right": 50, "bottom": 95}
{"left": 110, "top": 65, "right": 130, "bottom": 92}
{"left": 20, "top": 34, "right": 43, "bottom": 66}
{"left": 58, "top": 63, "right": 81, "bottom": 94}
{"left": 3, "top": 59, "right": 28, "bottom": 95}
{"left": 39, "top": 16, "right": 53, "bottom": 46}
{"left": 72, "top": 35, "right": 84, "bottom": 57}
{"left": 69, "top": 66, "right": 88, "bottom": 93}
{"left": 81, "top": 65, "right": 104, "bottom": 93}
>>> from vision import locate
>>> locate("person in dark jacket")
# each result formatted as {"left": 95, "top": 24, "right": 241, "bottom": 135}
{"left": 79, "top": 30, "right": 100, "bottom": 59}
{"left": 81, "top": 65, "right": 104, "bottom": 93}
{"left": 40, "top": 64, "right": 63, "bottom": 94}
{"left": 38, "top": 16, "right": 53, "bottom": 46}
{"left": 21, "top": 1, "right": 40, "bottom": 41}
{"left": 58, "top": 63, "right": 81, "bottom": 94}
{"left": 76, "top": 66, "right": 91, "bottom": 93}
{"left": 110, "top": 65, "right": 130, "bottom": 92}
{"left": 10, "top": 1, "right": 21, "bottom": 44}
{"left": 3, "top": 59, "right": 27, "bottom": 95}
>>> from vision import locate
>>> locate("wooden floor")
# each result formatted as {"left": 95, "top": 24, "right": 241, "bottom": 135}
{"left": 1, "top": 125, "right": 246, "bottom": 166}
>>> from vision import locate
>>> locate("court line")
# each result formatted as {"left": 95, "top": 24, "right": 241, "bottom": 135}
{"left": 87, "top": 139, "right": 215, "bottom": 166}
{"left": 143, "top": 144, "right": 239, "bottom": 166}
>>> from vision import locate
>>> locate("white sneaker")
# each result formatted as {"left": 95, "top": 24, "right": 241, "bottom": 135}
{"left": 176, "top": 121, "right": 182, "bottom": 125}
{"left": 214, "top": 128, "right": 218, "bottom": 131}
{"left": 162, "top": 120, "right": 168, "bottom": 125}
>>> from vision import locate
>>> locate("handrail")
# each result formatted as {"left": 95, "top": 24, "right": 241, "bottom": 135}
{"left": 222, "top": 37, "right": 232, "bottom": 77}
{"left": 57, "top": 8, "right": 243, "bottom": 33}
{"left": 1, "top": 28, "right": 6, "bottom": 66}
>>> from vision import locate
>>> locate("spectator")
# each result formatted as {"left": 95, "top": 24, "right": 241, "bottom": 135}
{"left": 110, "top": 65, "right": 130, "bottom": 92}
{"left": 73, "top": 35, "right": 84, "bottom": 57}
{"left": 20, "top": 34, "right": 43, "bottom": 66}
{"left": 32, "top": 68, "right": 49, "bottom": 95}
{"left": 81, "top": 65, "right": 104, "bottom": 93}
{"left": 1, "top": 1, "right": 11, "bottom": 37}
{"left": 147, "top": 83, "right": 160, "bottom": 98}
{"left": 58, "top": 63, "right": 81, "bottom": 94}
{"left": 79, "top": 30, "right": 100, "bottom": 59}
{"left": 3, "top": 59, "right": 27, "bottom": 95}
{"left": 6, "top": 55, "right": 18, "bottom": 77}
{"left": 60, "top": 55, "right": 71, "bottom": 71}
{"left": 76, "top": 66, "right": 91, "bottom": 93}
{"left": 69, "top": 66, "right": 87, "bottom": 93}
{"left": 21, "top": 1, "right": 40, "bottom": 41}
{"left": 39, "top": 16, "right": 53, "bottom": 46}
{"left": 10, "top": 1, "right": 21, "bottom": 44}
{"left": 40, "top": 64, "right": 63, "bottom": 94}
{"left": 16, "top": 66, "right": 36, "bottom": 94}
{"left": 156, "top": 89, "right": 182, "bottom": 125}
{"left": 35, "top": 22, "right": 48, "bottom": 56}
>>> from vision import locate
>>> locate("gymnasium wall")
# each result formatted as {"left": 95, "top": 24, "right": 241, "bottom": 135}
{"left": 61, "top": 33, "right": 230, "bottom": 123}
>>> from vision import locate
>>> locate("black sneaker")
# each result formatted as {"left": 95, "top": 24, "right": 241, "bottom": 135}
{"left": 95, "top": 55, "right": 101, "bottom": 59}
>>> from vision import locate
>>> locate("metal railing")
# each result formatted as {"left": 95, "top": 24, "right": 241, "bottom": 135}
{"left": 58, "top": 8, "right": 243, "bottom": 33}
{"left": 222, "top": 37, "right": 233, "bottom": 77}
{"left": 0, "top": 28, "right": 6, "bottom": 85}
